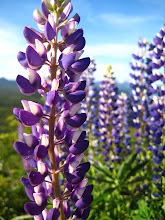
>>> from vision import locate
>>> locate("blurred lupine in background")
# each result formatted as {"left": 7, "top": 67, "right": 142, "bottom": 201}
{"left": 13, "top": 0, "right": 93, "bottom": 219}
{"left": 80, "top": 58, "right": 99, "bottom": 162}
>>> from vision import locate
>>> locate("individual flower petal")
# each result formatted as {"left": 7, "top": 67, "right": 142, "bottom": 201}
{"left": 34, "top": 213, "right": 44, "bottom": 220}
{"left": 28, "top": 69, "right": 41, "bottom": 90}
{"left": 66, "top": 113, "right": 87, "bottom": 128}
{"left": 33, "top": 8, "right": 46, "bottom": 24}
{"left": 26, "top": 46, "right": 43, "bottom": 69}
{"left": 75, "top": 194, "right": 93, "bottom": 209}
{"left": 46, "top": 90, "right": 60, "bottom": 107}
{"left": 41, "top": 1, "right": 50, "bottom": 19}
{"left": 65, "top": 90, "right": 86, "bottom": 103}
{"left": 66, "top": 170, "right": 85, "bottom": 184}
{"left": 29, "top": 171, "right": 45, "bottom": 186}
{"left": 13, "top": 108, "right": 21, "bottom": 122}
{"left": 33, "top": 193, "right": 47, "bottom": 207}
{"left": 14, "top": 141, "right": 34, "bottom": 158}
{"left": 24, "top": 202, "right": 45, "bottom": 216}
{"left": 63, "top": 81, "right": 81, "bottom": 94}
{"left": 63, "top": 200, "right": 71, "bottom": 219}
{"left": 65, "top": 29, "right": 83, "bottom": 45}
{"left": 35, "top": 39, "right": 47, "bottom": 61}
{"left": 60, "top": 2, "right": 72, "bottom": 21}
{"left": 63, "top": 103, "right": 81, "bottom": 118}
{"left": 71, "top": 185, "right": 93, "bottom": 202}
{"left": 76, "top": 162, "right": 90, "bottom": 173}
{"left": 69, "top": 57, "right": 90, "bottom": 73}
{"left": 55, "top": 118, "right": 67, "bottom": 139}
{"left": 19, "top": 110, "right": 39, "bottom": 127}
{"left": 69, "top": 140, "right": 89, "bottom": 155}
{"left": 37, "top": 161, "right": 48, "bottom": 176}
{"left": 59, "top": 53, "right": 76, "bottom": 70}
{"left": 28, "top": 101, "right": 43, "bottom": 119}
{"left": 74, "top": 36, "right": 86, "bottom": 51}
{"left": 23, "top": 25, "right": 43, "bottom": 45}
{"left": 34, "top": 145, "right": 48, "bottom": 159}
{"left": 47, "top": 208, "right": 60, "bottom": 220}
{"left": 17, "top": 51, "right": 29, "bottom": 68}
{"left": 44, "top": 21, "right": 56, "bottom": 41}
{"left": 61, "top": 20, "right": 78, "bottom": 39}
{"left": 16, "top": 75, "right": 35, "bottom": 95}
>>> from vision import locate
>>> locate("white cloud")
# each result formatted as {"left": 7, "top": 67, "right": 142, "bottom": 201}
{"left": 84, "top": 43, "right": 137, "bottom": 58}
{"left": 99, "top": 13, "right": 160, "bottom": 26}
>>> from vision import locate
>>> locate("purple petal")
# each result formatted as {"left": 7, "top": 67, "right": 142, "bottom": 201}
{"left": 76, "top": 80, "right": 86, "bottom": 91}
{"left": 44, "top": 21, "right": 56, "bottom": 41}
{"left": 33, "top": 193, "right": 47, "bottom": 207}
{"left": 55, "top": 118, "right": 67, "bottom": 139}
{"left": 24, "top": 202, "right": 45, "bottom": 216}
{"left": 63, "top": 200, "right": 71, "bottom": 219}
{"left": 47, "top": 208, "right": 60, "bottom": 220}
{"left": 65, "top": 29, "right": 83, "bottom": 45}
{"left": 34, "top": 145, "right": 48, "bottom": 159}
{"left": 59, "top": 53, "right": 76, "bottom": 70}
{"left": 33, "top": 9, "right": 46, "bottom": 24}
{"left": 35, "top": 39, "right": 47, "bottom": 61}
{"left": 46, "top": 90, "right": 60, "bottom": 106}
{"left": 75, "top": 194, "right": 93, "bottom": 209}
{"left": 66, "top": 170, "right": 85, "bottom": 184}
{"left": 28, "top": 101, "right": 43, "bottom": 119}
{"left": 82, "top": 206, "right": 90, "bottom": 220}
{"left": 41, "top": 1, "right": 50, "bottom": 19}
{"left": 14, "top": 141, "right": 34, "bottom": 158}
{"left": 19, "top": 110, "right": 39, "bottom": 127}
{"left": 74, "top": 36, "right": 86, "bottom": 51}
{"left": 23, "top": 25, "right": 43, "bottom": 45}
{"left": 26, "top": 46, "right": 43, "bottom": 69}
{"left": 63, "top": 82, "right": 81, "bottom": 94}
{"left": 21, "top": 177, "right": 33, "bottom": 188}
{"left": 65, "top": 90, "right": 86, "bottom": 103}
{"left": 29, "top": 171, "right": 45, "bottom": 186}
{"left": 66, "top": 113, "right": 87, "bottom": 128}
{"left": 16, "top": 75, "right": 35, "bottom": 95}
{"left": 69, "top": 140, "right": 89, "bottom": 155}
{"left": 76, "top": 162, "right": 90, "bottom": 173}
{"left": 20, "top": 177, "right": 35, "bottom": 201}
{"left": 28, "top": 69, "right": 41, "bottom": 90}
{"left": 72, "top": 13, "right": 80, "bottom": 23}
{"left": 60, "top": 2, "right": 72, "bottom": 21}
{"left": 70, "top": 57, "right": 90, "bottom": 73}
{"left": 61, "top": 20, "right": 78, "bottom": 39}
{"left": 17, "top": 51, "right": 29, "bottom": 68}
{"left": 13, "top": 108, "right": 21, "bottom": 122}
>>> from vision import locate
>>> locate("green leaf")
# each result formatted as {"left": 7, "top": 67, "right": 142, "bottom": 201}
{"left": 117, "top": 153, "right": 137, "bottom": 180}
{"left": 92, "top": 163, "right": 114, "bottom": 179}
{"left": 124, "top": 160, "right": 148, "bottom": 181}
{"left": 91, "top": 187, "right": 116, "bottom": 206}
{"left": 86, "top": 175, "right": 114, "bottom": 184}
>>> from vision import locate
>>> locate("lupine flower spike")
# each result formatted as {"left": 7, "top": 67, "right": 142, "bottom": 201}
{"left": 13, "top": 0, "right": 93, "bottom": 219}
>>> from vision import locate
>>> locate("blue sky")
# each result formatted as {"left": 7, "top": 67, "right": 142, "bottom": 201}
{"left": 0, "top": 0, "right": 165, "bottom": 82}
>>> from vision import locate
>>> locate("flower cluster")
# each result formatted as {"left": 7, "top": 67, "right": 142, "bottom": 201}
{"left": 13, "top": 0, "right": 93, "bottom": 219}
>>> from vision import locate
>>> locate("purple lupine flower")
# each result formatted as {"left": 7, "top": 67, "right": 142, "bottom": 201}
{"left": 13, "top": 0, "right": 93, "bottom": 219}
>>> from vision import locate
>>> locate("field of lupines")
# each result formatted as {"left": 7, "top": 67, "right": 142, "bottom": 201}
{"left": 1, "top": 0, "right": 165, "bottom": 219}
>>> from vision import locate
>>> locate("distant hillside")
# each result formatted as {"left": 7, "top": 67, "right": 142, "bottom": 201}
{"left": 0, "top": 78, "right": 41, "bottom": 108}
{"left": 0, "top": 78, "right": 130, "bottom": 108}
{"left": 0, "top": 78, "right": 17, "bottom": 90}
